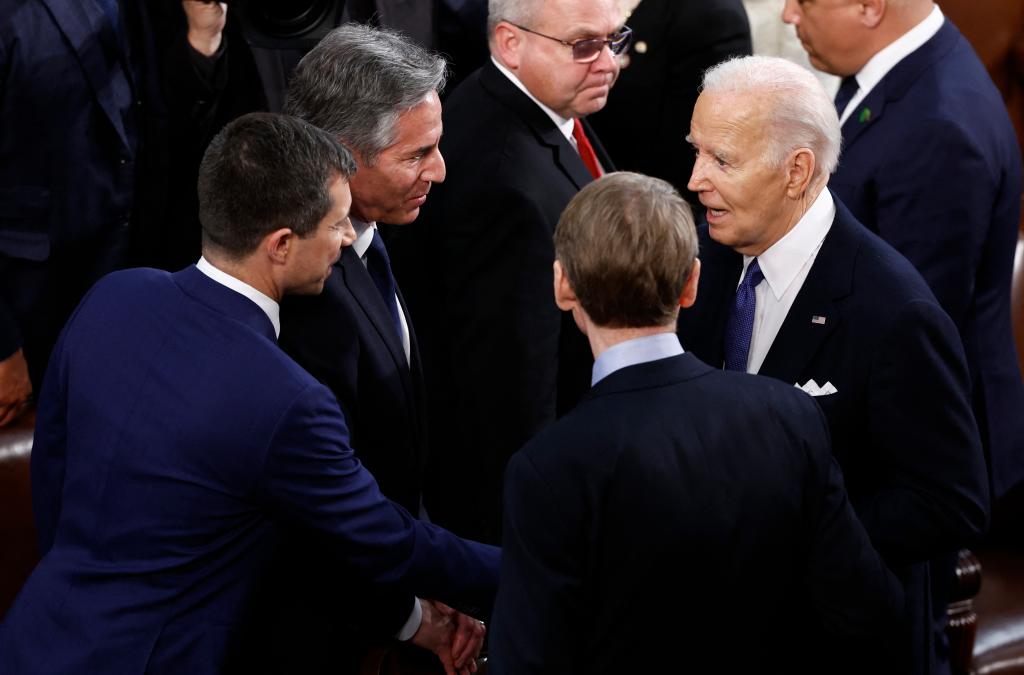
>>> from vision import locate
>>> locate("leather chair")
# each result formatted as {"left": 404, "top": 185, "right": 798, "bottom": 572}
{"left": 0, "top": 409, "right": 37, "bottom": 620}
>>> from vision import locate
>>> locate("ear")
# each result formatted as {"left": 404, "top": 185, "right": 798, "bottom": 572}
{"left": 553, "top": 260, "right": 578, "bottom": 312}
{"left": 860, "top": 0, "right": 885, "bottom": 28}
{"left": 679, "top": 258, "right": 701, "bottom": 309}
{"left": 492, "top": 21, "right": 524, "bottom": 70}
{"left": 264, "top": 228, "right": 294, "bottom": 266}
{"left": 784, "top": 148, "right": 817, "bottom": 199}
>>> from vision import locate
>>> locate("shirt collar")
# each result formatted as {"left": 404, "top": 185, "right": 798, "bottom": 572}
{"left": 750, "top": 189, "right": 835, "bottom": 301}
{"left": 351, "top": 217, "right": 376, "bottom": 259}
{"left": 196, "top": 256, "right": 281, "bottom": 337}
{"left": 591, "top": 332, "right": 684, "bottom": 386}
{"left": 853, "top": 5, "right": 944, "bottom": 97}
{"left": 491, "top": 55, "right": 576, "bottom": 144}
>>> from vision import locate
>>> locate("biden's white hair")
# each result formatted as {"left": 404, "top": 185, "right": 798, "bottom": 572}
{"left": 702, "top": 55, "right": 842, "bottom": 178}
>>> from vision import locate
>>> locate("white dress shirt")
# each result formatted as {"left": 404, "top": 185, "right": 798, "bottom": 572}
{"left": 838, "top": 5, "right": 944, "bottom": 125}
{"left": 196, "top": 257, "right": 281, "bottom": 338}
{"left": 592, "top": 332, "right": 684, "bottom": 386}
{"left": 195, "top": 256, "right": 423, "bottom": 640}
{"left": 740, "top": 189, "right": 835, "bottom": 374}
{"left": 352, "top": 219, "right": 412, "bottom": 365}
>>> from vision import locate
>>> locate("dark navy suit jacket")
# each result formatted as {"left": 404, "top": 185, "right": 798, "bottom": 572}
{"left": 830, "top": 18, "right": 1024, "bottom": 498}
{"left": 407, "top": 60, "right": 613, "bottom": 543}
{"left": 490, "top": 353, "right": 904, "bottom": 674}
{"left": 0, "top": 266, "right": 499, "bottom": 674}
{"left": 677, "top": 196, "right": 989, "bottom": 675}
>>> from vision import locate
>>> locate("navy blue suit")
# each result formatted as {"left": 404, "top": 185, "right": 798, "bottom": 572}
{"left": 0, "top": 0, "right": 151, "bottom": 386}
{"left": 830, "top": 18, "right": 1024, "bottom": 498}
{"left": 677, "top": 196, "right": 989, "bottom": 675}
{"left": 490, "top": 353, "right": 904, "bottom": 674}
{"left": 0, "top": 266, "right": 499, "bottom": 674}
{"left": 276, "top": 243, "right": 432, "bottom": 672}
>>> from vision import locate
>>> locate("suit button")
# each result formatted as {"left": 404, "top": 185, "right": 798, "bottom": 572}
{"left": 119, "top": 157, "right": 129, "bottom": 165}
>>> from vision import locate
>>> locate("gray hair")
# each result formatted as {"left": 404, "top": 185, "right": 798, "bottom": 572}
{"left": 284, "top": 24, "right": 447, "bottom": 165}
{"left": 487, "top": 0, "right": 541, "bottom": 35}
{"left": 702, "top": 55, "right": 841, "bottom": 178}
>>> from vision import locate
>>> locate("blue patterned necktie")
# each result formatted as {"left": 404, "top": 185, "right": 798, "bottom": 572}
{"left": 365, "top": 232, "right": 404, "bottom": 344}
{"left": 724, "top": 258, "right": 765, "bottom": 372}
{"left": 834, "top": 76, "right": 859, "bottom": 118}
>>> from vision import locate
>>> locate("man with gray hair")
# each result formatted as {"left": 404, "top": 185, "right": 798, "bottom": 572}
{"left": 489, "top": 172, "right": 903, "bottom": 673}
{"left": 268, "top": 25, "right": 484, "bottom": 675}
{"left": 408, "top": 0, "right": 627, "bottom": 545}
{"left": 676, "top": 55, "right": 988, "bottom": 675}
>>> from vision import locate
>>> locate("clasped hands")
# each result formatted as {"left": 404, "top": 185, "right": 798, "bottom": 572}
{"left": 412, "top": 599, "right": 486, "bottom": 675}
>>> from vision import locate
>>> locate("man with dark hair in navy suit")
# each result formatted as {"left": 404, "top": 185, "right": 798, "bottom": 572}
{"left": 783, "top": 0, "right": 1024, "bottom": 504}
{"left": 677, "top": 55, "right": 988, "bottom": 675}
{"left": 0, "top": 112, "right": 494, "bottom": 675}
{"left": 489, "top": 171, "right": 904, "bottom": 674}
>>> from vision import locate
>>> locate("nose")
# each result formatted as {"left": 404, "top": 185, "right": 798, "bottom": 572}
{"left": 592, "top": 43, "right": 619, "bottom": 74}
{"left": 781, "top": 0, "right": 800, "bottom": 25}
{"left": 422, "top": 147, "right": 446, "bottom": 184}
{"left": 340, "top": 218, "right": 356, "bottom": 247}
{"left": 688, "top": 155, "right": 710, "bottom": 193}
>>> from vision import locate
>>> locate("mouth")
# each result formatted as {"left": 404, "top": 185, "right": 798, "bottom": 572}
{"left": 407, "top": 193, "right": 428, "bottom": 207}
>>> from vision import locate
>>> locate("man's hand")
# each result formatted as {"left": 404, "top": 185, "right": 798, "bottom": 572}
{"left": 410, "top": 599, "right": 486, "bottom": 675}
{"left": 0, "top": 348, "right": 32, "bottom": 427}
{"left": 182, "top": 1, "right": 227, "bottom": 57}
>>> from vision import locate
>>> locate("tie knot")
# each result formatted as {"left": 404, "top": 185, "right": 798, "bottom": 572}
{"left": 742, "top": 258, "right": 764, "bottom": 289}
{"left": 834, "top": 76, "right": 859, "bottom": 115}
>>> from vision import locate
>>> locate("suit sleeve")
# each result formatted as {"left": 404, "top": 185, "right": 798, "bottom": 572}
{"left": 856, "top": 299, "right": 989, "bottom": 563}
{"left": 488, "top": 450, "right": 585, "bottom": 675}
{"left": 261, "top": 383, "right": 500, "bottom": 617}
{"left": 871, "top": 117, "right": 995, "bottom": 329}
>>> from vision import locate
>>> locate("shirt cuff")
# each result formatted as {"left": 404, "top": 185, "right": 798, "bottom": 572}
{"left": 395, "top": 596, "right": 423, "bottom": 641}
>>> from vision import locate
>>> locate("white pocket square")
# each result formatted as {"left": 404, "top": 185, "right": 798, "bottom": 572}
{"left": 795, "top": 379, "right": 838, "bottom": 396}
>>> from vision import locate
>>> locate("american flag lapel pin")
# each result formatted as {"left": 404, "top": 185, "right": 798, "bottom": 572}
{"left": 811, "top": 315, "right": 827, "bottom": 325}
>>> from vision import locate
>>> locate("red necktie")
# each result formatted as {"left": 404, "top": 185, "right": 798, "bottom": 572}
{"left": 572, "top": 118, "right": 603, "bottom": 180}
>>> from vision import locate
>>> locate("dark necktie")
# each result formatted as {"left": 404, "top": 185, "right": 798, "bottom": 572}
{"left": 724, "top": 258, "right": 765, "bottom": 372}
{"left": 365, "top": 232, "right": 404, "bottom": 344}
{"left": 572, "top": 118, "right": 603, "bottom": 180}
{"left": 94, "top": 0, "right": 124, "bottom": 44}
{"left": 834, "top": 76, "right": 859, "bottom": 118}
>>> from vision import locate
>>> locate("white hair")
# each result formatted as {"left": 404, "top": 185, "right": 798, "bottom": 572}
{"left": 487, "top": 0, "right": 542, "bottom": 35}
{"left": 702, "top": 55, "right": 841, "bottom": 178}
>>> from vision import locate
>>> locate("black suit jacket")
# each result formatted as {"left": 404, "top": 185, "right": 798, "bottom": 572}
{"left": 490, "top": 353, "right": 904, "bottom": 674}
{"left": 407, "top": 61, "right": 613, "bottom": 543}
{"left": 677, "top": 195, "right": 989, "bottom": 675}
{"left": 588, "top": 0, "right": 751, "bottom": 199}
{"left": 274, "top": 244, "right": 430, "bottom": 673}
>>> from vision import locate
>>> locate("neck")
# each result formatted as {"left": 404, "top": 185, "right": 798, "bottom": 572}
{"left": 586, "top": 323, "right": 676, "bottom": 360}
{"left": 203, "top": 252, "right": 282, "bottom": 302}
{"left": 866, "top": 0, "right": 934, "bottom": 61}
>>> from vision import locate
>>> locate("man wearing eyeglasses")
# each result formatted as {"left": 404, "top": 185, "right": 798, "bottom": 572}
{"left": 407, "top": 0, "right": 627, "bottom": 545}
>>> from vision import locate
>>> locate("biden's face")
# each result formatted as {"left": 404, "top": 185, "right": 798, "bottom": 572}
{"left": 686, "top": 91, "right": 796, "bottom": 257}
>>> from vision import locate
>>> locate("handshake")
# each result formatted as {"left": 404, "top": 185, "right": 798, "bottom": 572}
{"left": 410, "top": 599, "right": 487, "bottom": 675}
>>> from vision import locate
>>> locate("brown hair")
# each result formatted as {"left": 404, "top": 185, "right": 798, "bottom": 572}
{"left": 554, "top": 172, "right": 698, "bottom": 328}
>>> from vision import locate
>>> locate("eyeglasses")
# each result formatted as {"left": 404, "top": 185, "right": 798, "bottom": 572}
{"left": 510, "top": 23, "right": 633, "bottom": 63}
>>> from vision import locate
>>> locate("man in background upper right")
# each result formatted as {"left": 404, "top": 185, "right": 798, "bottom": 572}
{"left": 783, "top": 0, "right": 1024, "bottom": 505}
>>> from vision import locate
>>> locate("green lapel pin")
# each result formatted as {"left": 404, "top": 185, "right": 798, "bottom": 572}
{"left": 858, "top": 107, "right": 872, "bottom": 124}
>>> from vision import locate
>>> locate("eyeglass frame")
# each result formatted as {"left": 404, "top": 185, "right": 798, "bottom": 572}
{"left": 508, "top": 22, "right": 633, "bottom": 63}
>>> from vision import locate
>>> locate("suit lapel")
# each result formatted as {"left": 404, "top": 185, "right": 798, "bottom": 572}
{"left": 841, "top": 19, "right": 958, "bottom": 151}
{"left": 480, "top": 62, "right": 597, "bottom": 190}
{"left": 41, "top": 0, "right": 132, "bottom": 151}
{"left": 679, "top": 230, "right": 742, "bottom": 367}
{"left": 339, "top": 247, "right": 411, "bottom": 376}
{"left": 757, "top": 196, "right": 858, "bottom": 383}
